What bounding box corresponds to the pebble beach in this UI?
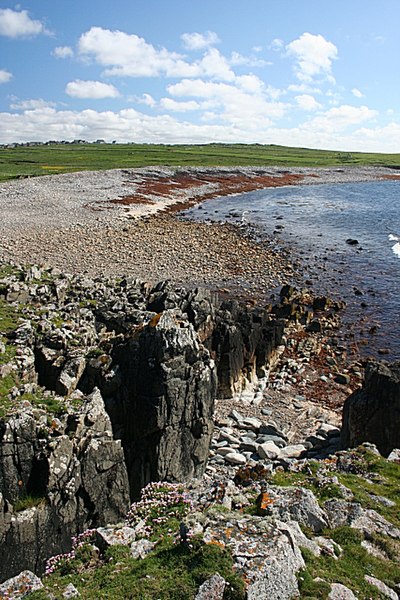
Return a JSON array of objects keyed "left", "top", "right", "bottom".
[{"left": 0, "top": 165, "right": 397, "bottom": 300}]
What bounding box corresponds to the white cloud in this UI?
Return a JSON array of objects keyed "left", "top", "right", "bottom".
[
  {"left": 198, "top": 48, "right": 235, "bottom": 81},
  {"left": 286, "top": 33, "right": 338, "bottom": 82},
  {"left": 53, "top": 46, "right": 74, "bottom": 59},
  {"left": 167, "top": 78, "right": 286, "bottom": 129},
  {"left": 304, "top": 104, "right": 377, "bottom": 132},
  {"left": 136, "top": 93, "right": 156, "bottom": 107},
  {"left": 78, "top": 27, "right": 192, "bottom": 78},
  {"left": 0, "top": 106, "right": 399, "bottom": 152},
  {"left": 352, "top": 87, "right": 364, "bottom": 98},
  {"left": 270, "top": 38, "right": 284, "bottom": 51},
  {"left": 0, "top": 69, "right": 12, "bottom": 83},
  {"left": 288, "top": 83, "right": 322, "bottom": 95},
  {"left": 181, "top": 31, "right": 220, "bottom": 50},
  {"left": 9, "top": 98, "right": 56, "bottom": 110},
  {"left": 295, "top": 94, "right": 322, "bottom": 111},
  {"left": 0, "top": 8, "right": 49, "bottom": 38},
  {"left": 229, "top": 51, "right": 270, "bottom": 67},
  {"left": 160, "top": 98, "right": 201, "bottom": 112},
  {"left": 65, "top": 80, "right": 120, "bottom": 99},
  {"left": 77, "top": 27, "right": 237, "bottom": 81}
]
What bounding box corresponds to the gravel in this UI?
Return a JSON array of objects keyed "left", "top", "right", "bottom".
[{"left": 0, "top": 165, "right": 395, "bottom": 295}]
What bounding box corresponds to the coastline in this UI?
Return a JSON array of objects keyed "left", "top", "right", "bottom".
[{"left": 0, "top": 165, "right": 398, "bottom": 294}]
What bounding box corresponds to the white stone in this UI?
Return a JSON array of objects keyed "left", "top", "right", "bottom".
[
  {"left": 257, "top": 441, "right": 281, "bottom": 460},
  {"left": 279, "top": 444, "right": 307, "bottom": 459},
  {"left": 224, "top": 452, "right": 247, "bottom": 465},
  {"left": 364, "top": 575, "right": 398, "bottom": 599},
  {"left": 328, "top": 583, "right": 357, "bottom": 599}
]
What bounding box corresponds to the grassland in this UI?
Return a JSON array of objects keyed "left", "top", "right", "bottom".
[{"left": 1, "top": 143, "right": 400, "bottom": 181}]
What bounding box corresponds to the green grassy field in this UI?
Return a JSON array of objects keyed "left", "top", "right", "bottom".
[{"left": 0, "top": 142, "right": 400, "bottom": 182}]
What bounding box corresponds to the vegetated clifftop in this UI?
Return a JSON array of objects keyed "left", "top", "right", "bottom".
[{"left": 1, "top": 263, "right": 399, "bottom": 599}]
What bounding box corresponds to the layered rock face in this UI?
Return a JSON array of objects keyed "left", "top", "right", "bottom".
[
  {"left": 341, "top": 361, "right": 400, "bottom": 455},
  {"left": 0, "top": 267, "right": 284, "bottom": 579},
  {"left": 0, "top": 389, "right": 129, "bottom": 580}
]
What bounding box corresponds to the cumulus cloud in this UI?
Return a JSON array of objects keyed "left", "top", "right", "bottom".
[
  {"left": 181, "top": 31, "right": 220, "bottom": 50},
  {"left": 159, "top": 98, "right": 202, "bottom": 112},
  {"left": 0, "top": 105, "right": 398, "bottom": 152},
  {"left": 352, "top": 87, "right": 364, "bottom": 98},
  {"left": 295, "top": 94, "right": 322, "bottom": 111},
  {"left": 53, "top": 46, "right": 74, "bottom": 59},
  {"left": 0, "top": 8, "right": 50, "bottom": 38},
  {"left": 304, "top": 104, "right": 377, "bottom": 132},
  {"left": 286, "top": 33, "right": 338, "bottom": 82},
  {"left": 167, "top": 78, "right": 286, "bottom": 129},
  {"left": 65, "top": 80, "right": 120, "bottom": 99},
  {"left": 78, "top": 27, "right": 191, "bottom": 78},
  {"left": 0, "top": 69, "right": 12, "bottom": 83},
  {"left": 77, "top": 27, "right": 236, "bottom": 81}
]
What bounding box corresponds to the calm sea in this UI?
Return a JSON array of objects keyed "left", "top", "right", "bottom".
[{"left": 183, "top": 180, "right": 400, "bottom": 360}]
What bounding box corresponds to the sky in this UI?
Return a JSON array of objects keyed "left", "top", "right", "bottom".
[{"left": 0, "top": 0, "right": 399, "bottom": 151}]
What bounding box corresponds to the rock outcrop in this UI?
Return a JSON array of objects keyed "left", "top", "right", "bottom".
[
  {"left": 0, "top": 265, "right": 285, "bottom": 580},
  {"left": 341, "top": 361, "right": 400, "bottom": 455},
  {"left": 0, "top": 388, "right": 129, "bottom": 581}
]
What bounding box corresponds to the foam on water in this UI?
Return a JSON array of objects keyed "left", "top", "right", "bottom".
[{"left": 388, "top": 234, "right": 400, "bottom": 257}]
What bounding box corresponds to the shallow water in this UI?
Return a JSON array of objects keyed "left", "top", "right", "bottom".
[{"left": 183, "top": 180, "right": 400, "bottom": 360}]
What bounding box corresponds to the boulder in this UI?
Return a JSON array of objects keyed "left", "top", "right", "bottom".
[
  {"left": 0, "top": 570, "right": 43, "bottom": 598},
  {"left": 341, "top": 361, "right": 400, "bottom": 455}
]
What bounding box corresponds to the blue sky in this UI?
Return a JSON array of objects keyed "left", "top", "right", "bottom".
[{"left": 0, "top": 0, "right": 399, "bottom": 151}]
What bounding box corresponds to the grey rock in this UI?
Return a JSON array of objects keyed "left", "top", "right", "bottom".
[
  {"left": 324, "top": 499, "right": 400, "bottom": 538},
  {"left": 328, "top": 583, "right": 357, "bottom": 599},
  {"left": 269, "top": 487, "right": 328, "bottom": 533},
  {"left": 63, "top": 583, "right": 81, "bottom": 598},
  {"left": 257, "top": 441, "right": 280, "bottom": 460},
  {"left": 56, "top": 356, "right": 86, "bottom": 396},
  {"left": 0, "top": 570, "right": 43, "bottom": 598},
  {"left": 195, "top": 573, "right": 226, "bottom": 600},
  {"left": 341, "top": 361, "right": 400, "bottom": 455},
  {"left": 224, "top": 452, "right": 247, "bottom": 465},
  {"left": 95, "top": 526, "right": 136, "bottom": 552},
  {"left": 278, "top": 444, "right": 307, "bottom": 459},
  {"left": 387, "top": 448, "right": 400, "bottom": 463},
  {"left": 364, "top": 575, "right": 398, "bottom": 599},
  {"left": 130, "top": 538, "right": 156, "bottom": 559}
]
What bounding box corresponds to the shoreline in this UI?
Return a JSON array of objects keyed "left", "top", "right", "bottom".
[
  {"left": 0, "top": 164, "right": 398, "bottom": 358},
  {"left": 0, "top": 165, "right": 398, "bottom": 284}
]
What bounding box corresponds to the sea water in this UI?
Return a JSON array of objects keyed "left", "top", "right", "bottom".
[{"left": 183, "top": 180, "right": 400, "bottom": 360}]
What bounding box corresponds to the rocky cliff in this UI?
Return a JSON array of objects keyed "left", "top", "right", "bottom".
[{"left": 0, "top": 264, "right": 284, "bottom": 580}]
